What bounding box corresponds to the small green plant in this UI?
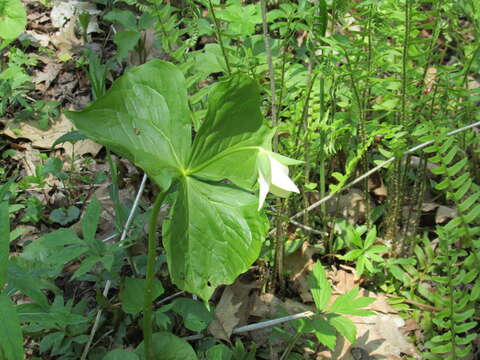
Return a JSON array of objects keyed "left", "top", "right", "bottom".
[
  {"left": 338, "top": 225, "right": 388, "bottom": 277},
  {"left": 285, "top": 261, "right": 375, "bottom": 355}
]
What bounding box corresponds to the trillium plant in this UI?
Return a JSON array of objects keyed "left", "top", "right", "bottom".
[{"left": 66, "top": 60, "right": 300, "bottom": 358}]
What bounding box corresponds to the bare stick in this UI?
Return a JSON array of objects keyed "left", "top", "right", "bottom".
[
  {"left": 270, "top": 120, "right": 480, "bottom": 236},
  {"left": 81, "top": 173, "right": 148, "bottom": 360}
]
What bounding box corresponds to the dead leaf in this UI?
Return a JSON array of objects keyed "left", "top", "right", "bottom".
[
  {"left": 51, "top": 18, "right": 81, "bottom": 59},
  {"left": 0, "top": 115, "right": 102, "bottom": 156},
  {"left": 318, "top": 314, "right": 419, "bottom": 359},
  {"left": 326, "top": 188, "right": 370, "bottom": 225},
  {"left": 11, "top": 143, "right": 41, "bottom": 177},
  {"left": 330, "top": 266, "right": 360, "bottom": 294},
  {"left": 284, "top": 242, "right": 321, "bottom": 302},
  {"left": 33, "top": 61, "right": 62, "bottom": 89},
  {"left": 435, "top": 205, "right": 457, "bottom": 224},
  {"left": 19, "top": 30, "right": 50, "bottom": 47},
  {"left": 208, "top": 276, "right": 260, "bottom": 341}
]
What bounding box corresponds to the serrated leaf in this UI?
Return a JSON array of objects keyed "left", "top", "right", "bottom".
[
  {"left": 0, "top": 294, "right": 24, "bottom": 360},
  {"left": 341, "top": 249, "right": 363, "bottom": 261},
  {"left": 163, "top": 177, "right": 268, "bottom": 301},
  {"left": 311, "top": 318, "right": 336, "bottom": 350},
  {"left": 7, "top": 261, "right": 49, "bottom": 309},
  {"left": 364, "top": 227, "right": 377, "bottom": 248},
  {"left": 308, "top": 261, "right": 331, "bottom": 311},
  {"left": 356, "top": 256, "right": 365, "bottom": 276},
  {"left": 326, "top": 313, "right": 356, "bottom": 343},
  {"left": 328, "top": 287, "right": 375, "bottom": 316}
]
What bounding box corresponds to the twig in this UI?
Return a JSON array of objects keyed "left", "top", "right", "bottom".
[
  {"left": 157, "top": 290, "right": 185, "bottom": 306},
  {"left": 232, "top": 311, "right": 315, "bottom": 334},
  {"left": 81, "top": 173, "right": 148, "bottom": 360},
  {"left": 270, "top": 120, "right": 480, "bottom": 236},
  {"left": 182, "top": 311, "right": 315, "bottom": 342}
]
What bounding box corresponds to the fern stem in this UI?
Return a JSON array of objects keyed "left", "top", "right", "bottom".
[
  {"left": 269, "top": 121, "right": 480, "bottom": 235},
  {"left": 144, "top": 188, "right": 169, "bottom": 360}
]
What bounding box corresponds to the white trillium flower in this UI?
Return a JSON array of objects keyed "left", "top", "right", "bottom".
[{"left": 257, "top": 150, "right": 300, "bottom": 210}]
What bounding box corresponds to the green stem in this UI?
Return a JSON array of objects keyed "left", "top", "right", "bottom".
[
  {"left": 208, "top": 0, "right": 231, "bottom": 76},
  {"left": 144, "top": 188, "right": 169, "bottom": 360}
]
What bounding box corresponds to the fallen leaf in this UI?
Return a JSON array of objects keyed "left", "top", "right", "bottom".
[
  {"left": 0, "top": 115, "right": 102, "bottom": 156},
  {"left": 284, "top": 241, "right": 320, "bottom": 302},
  {"left": 318, "top": 314, "right": 419, "bottom": 359},
  {"left": 330, "top": 266, "right": 360, "bottom": 294},
  {"left": 208, "top": 276, "right": 260, "bottom": 341},
  {"left": 435, "top": 205, "right": 457, "bottom": 224},
  {"left": 19, "top": 30, "right": 50, "bottom": 47},
  {"left": 33, "top": 61, "right": 62, "bottom": 89},
  {"left": 51, "top": 18, "right": 81, "bottom": 59},
  {"left": 326, "top": 188, "right": 370, "bottom": 225}
]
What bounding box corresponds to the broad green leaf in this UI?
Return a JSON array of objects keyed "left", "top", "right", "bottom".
[
  {"left": 0, "top": 0, "right": 27, "bottom": 48},
  {"left": 311, "top": 318, "right": 337, "bottom": 350},
  {"left": 104, "top": 9, "right": 137, "bottom": 29},
  {"left": 114, "top": 30, "right": 141, "bottom": 61},
  {"left": 187, "top": 75, "right": 273, "bottom": 189},
  {"left": 163, "top": 176, "right": 268, "bottom": 300},
  {"left": 103, "top": 349, "right": 140, "bottom": 360},
  {"left": 66, "top": 60, "right": 191, "bottom": 189},
  {"left": 0, "top": 202, "right": 9, "bottom": 290},
  {"left": 326, "top": 313, "right": 356, "bottom": 343},
  {"left": 49, "top": 206, "right": 80, "bottom": 225},
  {"left": 0, "top": 294, "right": 24, "bottom": 360},
  {"left": 165, "top": 298, "right": 213, "bottom": 332},
  {"left": 120, "top": 277, "right": 164, "bottom": 315},
  {"left": 135, "top": 332, "right": 197, "bottom": 360},
  {"left": 308, "top": 261, "right": 331, "bottom": 311},
  {"left": 206, "top": 344, "right": 233, "bottom": 360}
]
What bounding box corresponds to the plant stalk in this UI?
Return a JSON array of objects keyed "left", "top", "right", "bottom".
[
  {"left": 144, "top": 188, "right": 169, "bottom": 360},
  {"left": 208, "top": 0, "right": 231, "bottom": 76}
]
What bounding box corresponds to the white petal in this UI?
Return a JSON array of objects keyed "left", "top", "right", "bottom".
[
  {"left": 270, "top": 157, "right": 300, "bottom": 193},
  {"left": 257, "top": 170, "right": 270, "bottom": 211}
]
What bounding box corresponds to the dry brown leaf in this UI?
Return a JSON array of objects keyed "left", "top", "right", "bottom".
[
  {"left": 435, "top": 205, "right": 457, "bottom": 224},
  {"left": 0, "top": 114, "right": 102, "bottom": 156},
  {"left": 284, "top": 242, "right": 322, "bottom": 302},
  {"left": 326, "top": 188, "right": 369, "bottom": 225},
  {"left": 208, "top": 277, "right": 259, "bottom": 341},
  {"left": 11, "top": 143, "right": 41, "bottom": 177},
  {"left": 330, "top": 266, "right": 360, "bottom": 294},
  {"left": 51, "top": 18, "right": 81, "bottom": 59},
  {"left": 33, "top": 61, "right": 62, "bottom": 89},
  {"left": 360, "top": 291, "right": 397, "bottom": 314},
  {"left": 318, "top": 314, "right": 419, "bottom": 359}
]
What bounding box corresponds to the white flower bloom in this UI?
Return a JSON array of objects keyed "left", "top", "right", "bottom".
[{"left": 257, "top": 151, "right": 300, "bottom": 210}]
